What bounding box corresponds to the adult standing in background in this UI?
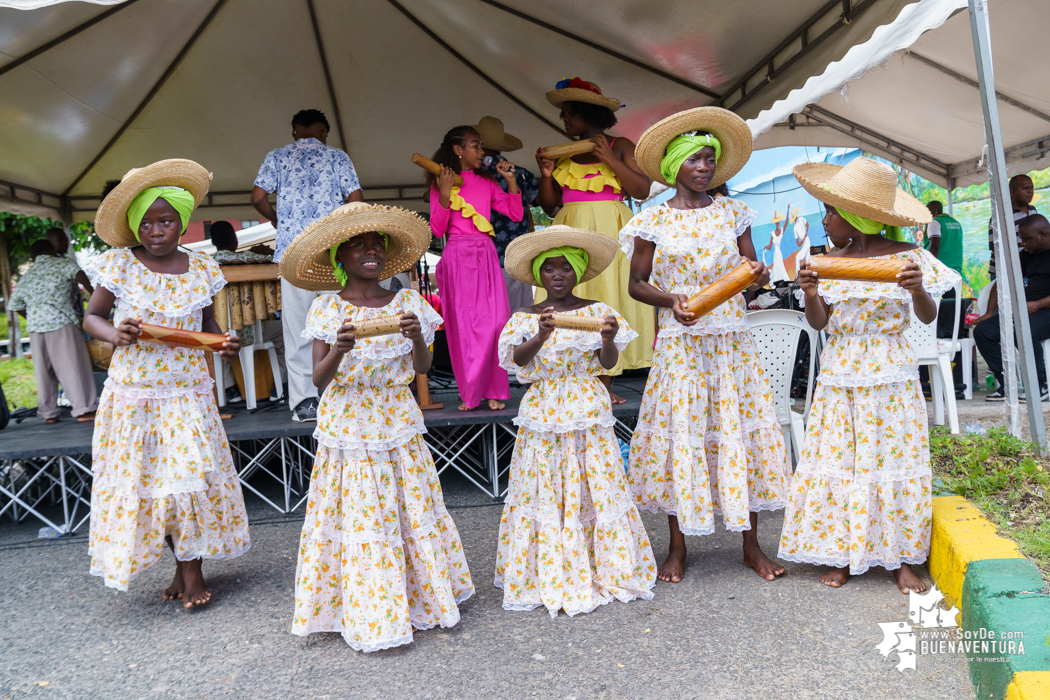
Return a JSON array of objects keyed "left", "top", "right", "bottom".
[
  {"left": 924, "top": 200, "right": 963, "bottom": 276},
  {"left": 45, "top": 227, "right": 94, "bottom": 317},
  {"left": 251, "top": 109, "right": 364, "bottom": 422},
  {"left": 476, "top": 116, "right": 540, "bottom": 311},
  {"left": 981, "top": 174, "right": 1038, "bottom": 325}
]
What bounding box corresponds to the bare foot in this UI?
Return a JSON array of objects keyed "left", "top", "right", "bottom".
[
  {"left": 894, "top": 564, "right": 927, "bottom": 594},
  {"left": 458, "top": 402, "right": 475, "bottom": 411},
  {"left": 180, "top": 559, "right": 211, "bottom": 609},
  {"left": 486, "top": 399, "right": 505, "bottom": 410},
  {"left": 162, "top": 560, "right": 185, "bottom": 601},
  {"left": 820, "top": 566, "right": 850, "bottom": 588},
  {"left": 742, "top": 536, "right": 784, "bottom": 581},
  {"left": 657, "top": 543, "right": 687, "bottom": 583},
  {"left": 599, "top": 376, "right": 626, "bottom": 405}
]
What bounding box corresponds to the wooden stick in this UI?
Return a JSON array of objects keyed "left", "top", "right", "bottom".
[
  {"left": 683, "top": 262, "right": 759, "bottom": 318},
  {"left": 253, "top": 280, "right": 268, "bottom": 321},
  {"left": 228, "top": 282, "right": 243, "bottom": 330},
  {"left": 350, "top": 314, "right": 404, "bottom": 339},
  {"left": 416, "top": 373, "right": 443, "bottom": 410},
  {"left": 240, "top": 281, "right": 256, "bottom": 327},
  {"left": 540, "top": 140, "right": 595, "bottom": 160},
  {"left": 138, "top": 324, "right": 228, "bottom": 352},
  {"left": 411, "top": 153, "right": 464, "bottom": 186},
  {"left": 807, "top": 256, "right": 906, "bottom": 283},
  {"left": 213, "top": 285, "right": 228, "bottom": 333},
  {"left": 264, "top": 281, "right": 279, "bottom": 316},
  {"left": 551, "top": 314, "right": 605, "bottom": 332}
]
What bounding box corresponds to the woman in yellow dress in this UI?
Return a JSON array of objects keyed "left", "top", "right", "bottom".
[{"left": 535, "top": 78, "right": 654, "bottom": 403}]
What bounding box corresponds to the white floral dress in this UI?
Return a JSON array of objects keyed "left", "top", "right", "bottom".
[
  {"left": 294, "top": 289, "right": 473, "bottom": 652},
  {"left": 779, "top": 249, "right": 959, "bottom": 574},
  {"left": 85, "top": 248, "right": 250, "bottom": 591},
  {"left": 620, "top": 200, "right": 791, "bottom": 536},
  {"left": 495, "top": 303, "right": 655, "bottom": 617}
]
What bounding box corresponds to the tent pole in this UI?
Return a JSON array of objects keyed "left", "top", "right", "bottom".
[
  {"left": 946, "top": 181, "right": 954, "bottom": 216},
  {"left": 968, "top": 0, "right": 1046, "bottom": 450}
]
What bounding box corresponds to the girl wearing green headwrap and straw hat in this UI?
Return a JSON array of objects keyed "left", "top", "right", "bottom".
[
  {"left": 622, "top": 107, "right": 792, "bottom": 585},
  {"left": 779, "top": 156, "right": 959, "bottom": 594},
  {"left": 82, "top": 159, "right": 252, "bottom": 608},
  {"left": 495, "top": 225, "right": 655, "bottom": 616}
]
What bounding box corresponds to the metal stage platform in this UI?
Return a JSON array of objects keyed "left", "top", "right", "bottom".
[{"left": 0, "top": 377, "right": 645, "bottom": 535}]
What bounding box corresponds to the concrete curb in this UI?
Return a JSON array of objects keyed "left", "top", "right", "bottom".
[{"left": 929, "top": 496, "right": 1050, "bottom": 700}]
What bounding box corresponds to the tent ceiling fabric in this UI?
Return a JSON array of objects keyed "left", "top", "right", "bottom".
[
  {"left": 750, "top": 0, "right": 1049, "bottom": 189},
  {"left": 0, "top": 0, "right": 934, "bottom": 221}
]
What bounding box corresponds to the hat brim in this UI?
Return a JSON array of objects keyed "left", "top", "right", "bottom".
[
  {"left": 504, "top": 226, "right": 618, "bottom": 287},
  {"left": 793, "top": 162, "right": 932, "bottom": 227},
  {"left": 634, "top": 107, "right": 753, "bottom": 189},
  {"left": 479, "top": 131, "right": 524, "bottom": 152},
  {"left": 94, "top": 159, "right": 212, "bottom": 248},
  {"left": 546, "top": 88, "right": 622, "bottom": 113},
  {"left": 279, "top": 203, "right": 431, "bottom": 291}
]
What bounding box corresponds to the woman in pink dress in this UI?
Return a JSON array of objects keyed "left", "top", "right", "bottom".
[{"left": 429, "top": 125, "right": 524, "bottom": 410}]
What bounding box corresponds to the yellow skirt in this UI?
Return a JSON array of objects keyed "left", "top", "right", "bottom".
[{"left": 537, "top": 200, "right": 655, "bottom": 373}]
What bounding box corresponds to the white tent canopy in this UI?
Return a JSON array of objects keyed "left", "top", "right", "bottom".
[
  {"left": 749, "top": 0, "right": 1048, "bottom": 189},
  {"left": 1, "top": 0, "right": 938, "bottom": 221}
]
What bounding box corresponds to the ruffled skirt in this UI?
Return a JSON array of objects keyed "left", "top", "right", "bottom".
[
  {"left": 292, "top": 436, "right": 474, "bottom": 652},
  {"left": 778, "top": 379, "right": 933, "bottom": 575},
  {"left": 495, "top": 424, "right": 655, "bottom": 617},
  {"left": 88, "top": 386, "right": 251, "bottom": 591},
  {"left": 627, "top": 332, "right": 790, "bottom": 535}
]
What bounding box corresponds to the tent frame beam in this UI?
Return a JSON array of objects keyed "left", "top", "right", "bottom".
[
  {"left": 305, "top": 0, "right": 348, "bottom": 149},
  {"left": 950, "top": 132, "right": 1050, "bottom": 181},
  {"left": 385, "top": 0, "right": 565, "bottom": 137},
  {"left": 61, "top": 0, "right": 229, "bottom": 198},
  {"left": 0, "top": 179, "right": 65, "bottom": 211}
]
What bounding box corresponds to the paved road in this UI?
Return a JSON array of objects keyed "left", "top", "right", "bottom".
[{"left": 1, "top": 477, "right": 972, "bottom": 700}]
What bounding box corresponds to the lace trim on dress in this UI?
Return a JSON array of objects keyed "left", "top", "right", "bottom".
[
  {"left": 301, "top": 289, "right": 441, "bottom": 354},
  {"left": 634, "top": 501, "right": 786, "bottom": 532},
  {"left": 619, "top": 200, "right": 757, "bottom": 258},
  {"left": 631, "top": 414, "right": 781, "bottom": 446},
  {"left": 502, "top": 493, "right": 639, "bottom": 528},
  {"left": 794, "top": 251, "right": 961, "bottom": 305},
  {"left": 817, "top": 367, "right": 919, "bottom": 387},
  {"left": 102, "top": 376, "right": 214, "bottom": 400},
  {"left": 792, "top": 464, "right": 932, "bottom": 485},
  {"left": 497, "top": 314, "right": 637, "bottom": 371},
  {"left": 84, "top": 251, "right": 225, "bottom": 320},
  {"left": 312, "top": 424, "right": 426, "bottom": 455},
  {"left": 776, "top": 551, "right": 929, "bottom": 576},
  {"left": 343, "top": 632, "right": 415, "bottom": 654},
  {"left": 658, "top": 319, "right": 752, "bottom": 338},
  {"left": 511, "top": 412, "right": 615, "bottom": 435}
]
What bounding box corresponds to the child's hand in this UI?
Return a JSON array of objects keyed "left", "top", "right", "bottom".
[
  {"left": 534, "top": 148, "right": 556, "bottom": 178},
  {"left": 747, "top": 259, "right": 770, "bottom": 290},
  {"left": 219, "top": 333, "right": 240, "bottom": 359},
  {"left": 671, "top": 294, "right": 697, "bottom": 326},
  {"left": 591, "top": 135, "right": 615, "bottom": 167},
  {"left": 111, "top": 317, "right": 141, "bottom": 347},
  {"left": 797, "top": 260, "right": 820, "bottom": 297},
  {"left": 334, "top": 321, "right": 356, "bottom": 355},
  {"left": 399, "top": 312, "right": 423, "bottom": 341},
  {"left": 600, "top": 315, "right": 619, "bottom": 344},
  {"left": 897, "top": 262, "right": 924, "bottom": 293},
  {"left": 537, "top": 307, "right": 556, "bottom": 340},
  {"left": 437, "top": 166, "right": 456, "bottom": 200},
  {"left": 495, "top": 158, "right": 516, "bottom": 181}
]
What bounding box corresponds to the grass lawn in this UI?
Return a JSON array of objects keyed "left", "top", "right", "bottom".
[
  {"left": 0, "top": 357, "right": 36, "bottom": 410},
  {"left": 930, "top": 427, "right": 1050, "bottom": 578},
  {"left": 0, "top": 313, "right": 28, "bottom": 338}
]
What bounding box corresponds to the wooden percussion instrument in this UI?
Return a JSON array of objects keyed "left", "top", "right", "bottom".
[
  {"left": 349, "top": 314, "right": 404, "bottom": 339},
  {"left": 551, "top": 314, "right": 606, "bottom": 332},
  {"left": 138, "top": 324, "right": 229, "bottom": 352},
  {"left": 214, "top": 264, "right": 282, "bottom": 334},
  {"left": 806, "top": 256, "right": 906, "bottom": 283},
  {"left": 539, "top": 140, "right": 595, "bottom": 160},
  {"left": 684, "top": 262, "right": 759, "bottom": 318},
  {"left": 411, "top": 153, "right": 464, "bottom": 187}
]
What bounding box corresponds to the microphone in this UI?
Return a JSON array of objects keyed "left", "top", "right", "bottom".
[{"left": 483, "top": 155, "right": 515, "bottom": 174}]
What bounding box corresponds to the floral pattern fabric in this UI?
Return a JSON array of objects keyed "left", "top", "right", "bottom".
[
  {"left": 7, "top": 254, "right": 82, "bottom": 333},
  {"left": 494, "top": 304, "right": 656, "bottom": 616},
  {"left": 85, "top": 248, "right": 249, "bottom": 591},
  {"left": 779, "top": 249, "right": 960, "bottom": 574},
  {"left": 621, "top": 201, "right": 790, "bottom": 535},
  {"left": 294, "top": 289, "right": 474, "bottom": 651}
]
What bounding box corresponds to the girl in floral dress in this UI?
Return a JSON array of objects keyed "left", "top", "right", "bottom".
[
  {"left": 84, "top": 160, "right": 249, "bottom": 607},
  {"left": 280, "top": 202, "right": 473, "bottom": 651},
  {"left": 495, "top": 226, "right": 655, "bottom": 616},
  {"left": 624, "top": 108, "right": 790, "bottom": 584},
  {"left": 780, "top": 157, "right": 957, "bottom": 593}
]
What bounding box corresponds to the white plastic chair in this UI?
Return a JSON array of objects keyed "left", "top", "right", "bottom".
[
  {"left": 960, "top": 281, "right": 994, "bottom": 399},
  {"left": 903, "top": 294, "right": 960, "bottom": 434},
  {"left": 747, "top": 310, "right": 818, "bottom": 465},
  {"left": 215, "top": 319, "right": 284, "bottom": 411}
]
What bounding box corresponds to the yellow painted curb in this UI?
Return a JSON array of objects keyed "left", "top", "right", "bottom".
[
  {"left": 1004, "top": 671, "right": 1050, "bottom": 700},
  {"left": 929, "top": 496, "right": 1023, "bottom": 608}
]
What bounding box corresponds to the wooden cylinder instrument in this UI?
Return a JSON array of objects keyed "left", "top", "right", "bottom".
[
  {"left": 213, "top": 283, "right": 229, "bottom": 333},
  {"left": 551, "top": 314, "right": 606, "bottom": 332},
  {"left": 411, "top": 153, "right": 464, "bottom": 187},
  {"left": 138, "top": 324, "right": 229, "bottom": 352},
  {"left": 216, "top": 265, "right": 282, "bottom": 333},
  {"left": 684, "top": 262, "right": 759, "bottom": 318},
  {"left": 350, "top": 314, "right": 404, "bottom": 339},
  {"left": 539, "top": 140, "right": 595, "bottom": 160},
  {"left": 806, "top": 256, "right": 906, "bottom": 283}
]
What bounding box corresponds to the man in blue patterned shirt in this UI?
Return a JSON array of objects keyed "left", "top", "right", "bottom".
[{"left": 252, "top": 109, "right": 363, "bottom": 421}]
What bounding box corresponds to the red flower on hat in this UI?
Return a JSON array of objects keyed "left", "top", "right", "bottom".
[{"left": 554, "top": 77, "right": 602, "bottom": 95}]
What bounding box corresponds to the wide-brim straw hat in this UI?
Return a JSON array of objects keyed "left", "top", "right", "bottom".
[
  {"left": 545, "top": 78, "right": 622, "bottom": 113},
  {"left": 279, "top": 202, "right": 431, "bottom": 290},
  {"left": 635, "top": 107, "right": 753, "bottom": 189},
  {"left": 771, "top": 210, "right": 785, "bottom": 223},
  {"left": 94, "top": 159, "right": 211, "bottom": 248},
  {"left": 793, "top": 157, "right": 932, "bottom": 227},
  {"left": 504, "top": 225, "right": 618, "bottom": 287},
  {"left": 475, "top": 116, "right": 523, "bottom": 152}
]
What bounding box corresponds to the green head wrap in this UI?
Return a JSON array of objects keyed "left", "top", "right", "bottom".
[
  {"left": 660, "top": 132, "right": 722, "bottom": 186},
  {"left": 127, "top": 187, "right": 195, "bottom": 242},
  {"left": 330, "top": 233, "right": 389, "bottom": 287},
  {"left": 533, "top": 246, "right": 588, "bottom": 286},
  {"left": 829, "top": 202, "right": 904, "bottom": 242}
]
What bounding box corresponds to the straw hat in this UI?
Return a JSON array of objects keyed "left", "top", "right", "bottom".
[
  {"left": 793, "top": 158, "right": 932, "bottom": 227},
  {"left": 545, "top": 78, "right": 622, "bottom": 113},
  {"left": 474, "top": 116, "right": 523, "bottom": 152},
  {"left": 504, "top": 225, "right": 618, "bottom": 287},
  {"left": 771, "top": 210, "right": 785, "bottom": 224},
  {"left": 279, "top": 202, "right": 431, "bottom": 290},
  {"left": 634, "top": 107, "right": 753, "bottom": 189},
  {"left": 94, "top": 159, "right": 211, "bottom": 248}
]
